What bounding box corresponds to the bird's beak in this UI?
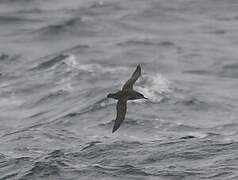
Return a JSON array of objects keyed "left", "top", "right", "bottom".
[{"left": 144, "top": 97, "right": 148, "bottom": 100}]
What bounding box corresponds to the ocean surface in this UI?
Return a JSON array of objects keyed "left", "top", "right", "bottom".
[{"left": 0, "top": 0, "right": 238, "bottom": 179}]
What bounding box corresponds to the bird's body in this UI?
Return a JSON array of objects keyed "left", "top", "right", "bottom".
[
  {"left": 107, "top": 90, "right": 146, "bottom": 100},
  {"left": 107, "top": 65, "right": 147, "bottom": 133}
]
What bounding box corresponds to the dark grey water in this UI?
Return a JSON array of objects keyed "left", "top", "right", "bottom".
[{"left": 1, "top": 0, "right": 238, "bottom": 179}]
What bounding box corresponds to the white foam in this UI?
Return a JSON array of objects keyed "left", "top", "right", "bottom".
[
  {"left": 0, "top": 92, "right": 23, "bottom": 109},
  {"left": 57, "top": 77, "right": 73, "bottom": 91},
  {"left": 100, "top": 99, "right": 115, "bottom": 107},
  {"left": 63, "top": 54, "right": 78, "bottom": 68},
  {"left": 64, "top": 55, "right": 102, "bottom": 72},
  {"left": 135, "top": 73, "right": 170, "bottom": 102},
  {"left": 63, "top": 56, "right": 170, "bottom": 103},
  {"left": 0, "top": 82, "right": 9, "bottom": 88},
  {"left": 64, "top": 54, "right": 128, "bottom": 73}
]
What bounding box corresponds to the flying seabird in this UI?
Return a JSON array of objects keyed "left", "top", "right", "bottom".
[{"left": 107, "top": 65, "right": 147, "bottom": 133}]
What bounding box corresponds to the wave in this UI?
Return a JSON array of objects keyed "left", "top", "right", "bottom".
[
  {"left": 0, "top": 172, "right": 18, "bottom": 180},
  {"left": 64, "top": 55, "right": 170, "bottom": 102},
  {"left": 31, "top": 53, "right": 170, "bottom": 105},
  {"left": 180, "top": 132, "right": 208, "bottom": 139},
  {"left": 34, "top": 89, "right": 69, "bottom": 106},
  {"left": 62, "top": 97, "right": 111, "bottom": 120},
  {"left": 0, "top": 53, "right": 20, "bottom": 64},
  {"left": 2, "top": 150, "right": 66, "bottom": 179},
  {"left": 136, "top": 73, "right": 170, "bottom": 102},
  {"left": 92, "top": 164, "right": 150, "bottom": 176},
  {"left": 0, "top": 0, "right": 36, "bottom": 4},
  {"left": 174, "top": 96, "right": 212, "bottom": 111},
  {"left": 63, "top": 55, "right": 128, "bottom": 74},
  {"left": 0, "top": 53, "right": 9, "bottom": 61},
  {"left": 69, "top": 1, "right": 122, "bottom": 18},
  {"left": 117, "top": 39, "right": 175, "bottom": 48},
  {"left": 0, "top": 15, "right": 35, "bottom": 24},
  {"left": 183, "top": 69, "right": 211, "bottom": 76},
  {"left": 184, "top": 61, "right": 238, "bottom": 78},
  {"left": 220, "top": 62, "right": 238, "bottom": 78},
  {"left": 0, "top": 156, "right": 31, "bottom": 179},
  {"left": 33, "top": 17, "right": 95, "bottom": 37},
  {"left": 0, "top": 92, "right": 23, "bottom": 109},
  {"left": 30, "top": 54, "right": 69, "bottom": 71},
  {"left": 16, "top": 8, "right": 43, "bottom": 14},
  {"left": 20, "top": 161, "right": 61, "bottom": 179}
]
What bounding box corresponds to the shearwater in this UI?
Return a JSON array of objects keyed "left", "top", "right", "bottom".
[{"left": 107, "top": 65, "right": 148, "bottom": 133}]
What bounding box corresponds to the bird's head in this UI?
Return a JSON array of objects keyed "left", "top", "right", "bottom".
[
  {"left": 141, "top": 94, "right": 148, "bottom": 99},
  {"left": 107, "top": 93, "right": 115, "bottom": 99},
  {"left": 143, "top": 95, "right": 148, "bottom": 99},
  {"left": 137, "top": 92, "right": 148, "bottom": 100}
]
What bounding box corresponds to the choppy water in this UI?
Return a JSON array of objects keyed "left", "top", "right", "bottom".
[{"left": 1, "top": 0, "right": 238, "bottom": 179}]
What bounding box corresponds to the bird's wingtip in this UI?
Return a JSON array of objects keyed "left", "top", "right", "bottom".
[
  {"left": 112, "top": 127, "right": 117, "bottom": 133},
  {"left": 112, "top": 124, "right": 120, "bottom": 133},
  {"left": 135, "top": 64, "right": 141, "bottom": 73}
]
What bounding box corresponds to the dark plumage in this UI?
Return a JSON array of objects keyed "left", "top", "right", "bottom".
[{"left": 107, "top": 65, "right": 147, "bottom": 133}]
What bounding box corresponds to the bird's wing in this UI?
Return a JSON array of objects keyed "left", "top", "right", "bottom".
[
  {"left": 112, "top": 98, "right": 127, "bottom": 133},
  {"left": 122, "top": 65, "right": 141, "bottom": 90}
]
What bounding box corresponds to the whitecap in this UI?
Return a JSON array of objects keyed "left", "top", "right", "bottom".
[
  {"left": 63, "top": 54, "right": 128, "bottom": 74},
  {"left": 63, "top": 54, "right": 78, "bottom": 68},
  {"left": 58, "top": 79, "right": 73, "bottom": 91},
  {"left": 55, "top": 75, "right": 73, "bottom": 92},
  {"left": 135, "top": 73, "right": 171, "bottom": 103},
  {"left": 62, "top": 58, "right": 170, "bottom": 103},
  {"left": 64, "top": 55, "right": 101, "bottom": 72}
]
